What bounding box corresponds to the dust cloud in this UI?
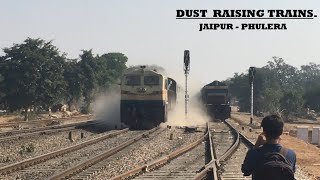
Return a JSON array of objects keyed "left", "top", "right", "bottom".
[
  {"left": 92, "top": 90, "right": 121, "bottom": 128},
  {"left": 166, "top": 80, "right": 211, "bottom": 127}
]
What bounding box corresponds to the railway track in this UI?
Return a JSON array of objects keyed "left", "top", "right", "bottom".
[
  {"left": 0, "top": 118, "right": 258, "bottom": 180},
  {"left": 108, "top": 122, "right": 245, "bottom": 180},
  {"left": 109, "top": 125, "right": 210, "bottom": 180},
  {"left": 194, "top": 120, "right": 254, "bottom": 180},
  {"left": 216, "top": 121, "right": 253, "bottom": 180},
  {"left": 0, "top": 128, "right": 130, "bottom": 179},
  {"left": 0, "top": 119, "right": 99, "bottom": 142},
  {"left": 0, "top": 115, "right": 93, "bottom": 129},
  {"left": 210, "top": 122, "right": 236, "bottom": 166},
  {"left": 133, "top": 140, "right": 208, "bottom": 179},
  {"left": 47, "top": 127, "right": 160, "bottom": 180},
  {"left": 1, "top": 125, "right": 206, "bottom": 180}
]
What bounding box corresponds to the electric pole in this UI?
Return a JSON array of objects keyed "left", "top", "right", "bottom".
[
  {"left": 184, "top": 50, "right": 190, "bottom": 121},
  {"left": 249, "top": 67, "right": 256, "bottom": 125}
]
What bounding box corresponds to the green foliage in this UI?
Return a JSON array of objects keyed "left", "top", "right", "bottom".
[
  {"left": 0, "top": 38, "right": 66, "bottom": 120},
  {"left": 64, "top": 59, "right": 84, "bottom": 111},
  {"left": 0, "top": 73, "right": 5, "bottom": 104},
  {"left": 99, "top": 53, "right": 127, "bottom": 80},
  {"left": 280, "top": 90, "right": 304, "bottom": 119},
  {"left": 265, "top": 57, "right": 300, "bottom": 90},
  {"left": 0, "top": 38, "right": 128, "bottom": 117},
  {"left": 79, "top": 50, "right": 98, "bottom": 113},
  {"left": 304, "top": 84, "right": 320, "bottom": 111},
  {"left": 78, "top": 51, "right": 127, "bottom": 113},
  {"left": 19, "top": 144, "right": 35, "bottom": 155},
  {"left": 227, "top": 57, "right": 320, "bottom": 118},
  {"left": 263, "top": 88, "right": 283, "bottom": 113},
  {"left": 226, "top": 73, "right": 250, "bottom": 112}
]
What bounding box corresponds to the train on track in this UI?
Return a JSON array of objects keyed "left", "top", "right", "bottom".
[
  {"left": 201, "top": 80, "right": 231, "bottom": 120},
  {"left": 120, "top": 66, "right": 177, "bottom": 129}
]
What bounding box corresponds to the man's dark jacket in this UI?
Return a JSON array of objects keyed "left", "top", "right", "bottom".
[{"left": 242, "top": 143, "right": 296, "bottom": 179}]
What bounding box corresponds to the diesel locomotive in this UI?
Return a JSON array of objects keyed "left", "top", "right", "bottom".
[
  {"left": 120, "top": 66, "right": 177, "bottom": 129},
  {"left": 201, "top": 80, "right": 231, "bottom": 120}
]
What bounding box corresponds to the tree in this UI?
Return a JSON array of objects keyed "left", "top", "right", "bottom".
[
  {"left": 95, "top": 53, "right": 127, "bottom": 90},
  {"left": 280, "top": 90, "right": 304, "bottom": 119},
  {"left": 0, "top": 38, "right": 66, "bottom": 120},
  {"left": 64, "top": 59, "right": 84, "bottom": 111},
  {"left": 227, "top": 57, "right": 320, "bottom": 118},
  {"left": 78, "top": 51, "right": 128, "bottom": 113},
  {"left": 79, "top": 50, "right": 98, "bottom": 113},
  {"left": 304, "top": 84, "right": 320, "bottom": 111},
  {"left": 265, "top": 57, "right": 300, "bottom": 90},
  {"left": 226, "top": 73, "right": 250, "bottom": 112},
  {"left": 100, "top": 53, "right": 127, "bottom": 78},
  {"left": 299, "top": 63, "right": 320, "bottom": 89}
]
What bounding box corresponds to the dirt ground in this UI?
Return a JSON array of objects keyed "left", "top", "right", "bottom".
[
  {"left": 0, "top": 111, "right": 82, "bottom": 123},
  {"left": 0, "top": 115, "right": 24, "bottom": 123},
  {"left": 232, "top": 112, "right": 320, "bottom": 179}
]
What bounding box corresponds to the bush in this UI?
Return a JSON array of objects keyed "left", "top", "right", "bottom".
[{"left": 19, "top": 144, "right": 35, "bottom": 155}]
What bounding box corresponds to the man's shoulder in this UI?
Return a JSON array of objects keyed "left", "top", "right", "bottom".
[
  {"left": 247, "top": 144, "right": 296, "bottom": 157},
  {"left": 282, "top": 147, "right": 296, "bottom": 160},
  {"left": 285, "top": 147, "right": 296, "bottom": 154},
  {"left": 280, "top": 146, "right": 296, "bottom": 155}
]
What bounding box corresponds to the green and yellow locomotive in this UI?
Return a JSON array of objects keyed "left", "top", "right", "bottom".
[{"left": 120, "top": 66, "right": 176, "bottom": 129}]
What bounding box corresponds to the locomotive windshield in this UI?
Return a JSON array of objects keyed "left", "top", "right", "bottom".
[
  {"left": 144, "top": 76, "right": 159, "bottom": 85},
  {"left": 125, "top": 75, "right": 141, "bottom": 86}
]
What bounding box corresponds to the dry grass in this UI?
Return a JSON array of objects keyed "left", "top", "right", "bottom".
[{"left": 0, "top": 115, "right": 24, "bottom": 123}]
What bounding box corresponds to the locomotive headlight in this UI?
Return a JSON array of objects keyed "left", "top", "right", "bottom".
[{"left": 137, "top": 87, "right": 147, "bottom": 93}]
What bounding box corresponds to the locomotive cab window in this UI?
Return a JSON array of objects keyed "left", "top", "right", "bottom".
[
  {"left": 126, "top": 75, "right": 140, "bottom": 86},
  {"left": 144, "top": 76, "right": 159, "bottom": 86}
]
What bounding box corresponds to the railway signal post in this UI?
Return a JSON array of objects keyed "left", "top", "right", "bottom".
[
  {"left": 249, "top": 67, "right": 256, "bottom": 125},
  {"left": 184, "top": 50, "right": 190, "bottom": 121}
]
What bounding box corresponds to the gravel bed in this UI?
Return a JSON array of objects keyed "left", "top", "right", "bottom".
[
  {"left": 134, "top": 141, "right": 207, "bottom": 179},
  {"left": 2, "top": 130, "right": 142, "bottom": 180},
  {"left": 0, "top": 125, "right": 118, "bottom": 168},
  {"left": 228, "top": 119, "right": 312, "bottom": 180},
  {"left": 73, "top": 127, "right": 205, "bottom": 179}
]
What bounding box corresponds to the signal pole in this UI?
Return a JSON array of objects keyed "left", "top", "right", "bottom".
[
  {"left": 249, "top": 67, "right": 256, "bottom": 125},
  {"left": 184, "top": 50, "right": 190, "bottom": 121}
]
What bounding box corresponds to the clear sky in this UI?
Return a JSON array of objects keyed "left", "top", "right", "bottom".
[{"left": 1, "top": 1, "right": 320, "bottom": 89}]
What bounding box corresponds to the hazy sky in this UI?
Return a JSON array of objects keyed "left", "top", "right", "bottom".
[{"left": 1, "top": 1, "right": 320, "bottom": 88}]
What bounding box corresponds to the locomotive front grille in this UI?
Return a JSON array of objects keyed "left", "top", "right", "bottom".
[{"left": 206, "top": 95, "right": 226, "bottom": 105}]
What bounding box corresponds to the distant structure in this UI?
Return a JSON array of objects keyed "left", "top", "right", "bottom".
[
  {"left": 249, "top": 66, "right": 256, "bottom": 124},
  {"left": 184, "top": 50, "right": 190, "bottom": 121}
]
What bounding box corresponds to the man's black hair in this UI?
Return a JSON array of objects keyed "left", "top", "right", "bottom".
[{"left": 261, "top": 114, "right": 284, "bottom": 139}]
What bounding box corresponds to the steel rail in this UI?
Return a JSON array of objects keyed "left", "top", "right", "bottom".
[
  {"left": 0, "top": 120, "right": 98, "bottom": 142},
  {"left": 194, "top": 125, "right": 218, "bottom": 180},
  {"left": 194, "top": 120, "right": 246, "bottom": 180},
  {"left": 0, "top": 128, "right": 128, "bottom": 175},
  {"left": 0, "top": 115, "right": 93, "bottom": 128},
  {"left": 195, "top": 119, "right": 256, "bottom": 180},
  {"left": 110, "top": 125, "right": 209, "bottom": 180},
  {"left": 48, "top": 127, "right": 160, "bottom": 180},
  {"left": 216, "top": 119, "right": 255, "bottom": 180},
  {"left": 226, "top": 119, "right": 255, "bottom": 148},
  {"left": 0, "top": 119, "right": 96, "bottom": 137},
  {"left": 217, "top": 121, "right": 241, "bottom": 164}
]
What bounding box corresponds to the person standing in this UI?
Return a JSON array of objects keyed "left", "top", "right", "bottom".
[{"left": 242, "top": 114, "right": 296, "bottom": 180}]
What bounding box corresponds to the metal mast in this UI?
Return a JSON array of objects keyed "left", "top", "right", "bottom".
[
  {"left": 184, "top": 50, "right": 190, "bottom": 121},
  {"left": 249, "top": 67, "right": 256, "bottom": 125}
]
